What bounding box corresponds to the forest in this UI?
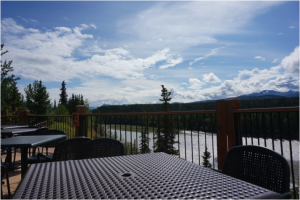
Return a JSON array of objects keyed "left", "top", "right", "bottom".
[{"left": 90, "top": 97, "right": 299, "bottom": 140}]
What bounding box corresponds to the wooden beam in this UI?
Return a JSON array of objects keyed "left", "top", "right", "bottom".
[{"left": 216, "top": 100, "right": 228, "bottom": 170}]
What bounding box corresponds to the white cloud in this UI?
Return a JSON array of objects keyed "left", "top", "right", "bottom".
[
  {"left": 189, "top": 47, "right": 222, "bottom": 65},
  {"left": 254, "top": 56, "right": 265, "bottom": 61},
  {"left": 278, "top": 33, "right": 283, "bottom": 35},
  {"left": 2, "top": 18, "right": 39, "bottom": 34},
  {"left": 289, "top": 26, "right": 296, "bottom": 29},
  {"left": 272, "top": 59, "right": 278, "bottom": 63},
  {"left": 30, "top": 19, "right": 38, "bottom": 23},
  {"left": 64, "top": 17, "right": 68, "bottom": 21},
  {"left": 118, "top": 1, "right": 282, "bottom": 56},
  {"left": 90, "top": 24, "right": 97, "bottom": 29},
  {"left": 1, "top": 18, "right": 185, "bottom": 81},
  {"left": 188, "top": 67, "right": 193, "bottom": 70},
  {"left": 188, "top": 78, "right": 206, "bottom": 90},
  {"left": 182, "top": 83, "right": 188, "bottom": 85},
  {"left": 18, "top": 16, "right": 28, "bottom": 23},
  {"left": 159, "top": 56, "right": 183, "bottom": 69},
  {"left": 202, "top": 73, "right": 221, "bottom": 83},
  {"left": 281, "top": 46, "right": 299, "bottom": 74}
]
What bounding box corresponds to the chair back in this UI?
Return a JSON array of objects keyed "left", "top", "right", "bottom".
[
  {"left": 21, "top": 127, "right": 48, "bottom": 136},
  {"left": 222, "top": 145, "right": 290, "bottom": 194},
  {"left": 80, "top": 138, "right": 125, "bottom": 159},
  {"left": 0, "top": 165, "right": 6, "bottom": 200},
  {"left": 52, "top": 137, "right": 92, "bottom": 161}
]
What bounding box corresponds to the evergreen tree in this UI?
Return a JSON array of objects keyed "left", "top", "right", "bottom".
[
  {"left": 154, "top": 85, "right": 179, "bottom": 155},
  {"left": 59, "top": 80, "right": 68, "bottom": 106},
  {"left": 202, "top": 146, "right": 212, "bottom": 168},
  {"left": 54, "top": 99, "right": 56, "bottom": 109},
  {"left": 24, "top": 80, "right": 51, "bottom": 114},
  {"left": 9, "top": 82, "right": 24, "bottom": 109},
  {"left": 139, "top": 114, "right": 152, "bottom": 154},
  {"left": 1, "top": 43, "right": 23, "bottom": 112}
]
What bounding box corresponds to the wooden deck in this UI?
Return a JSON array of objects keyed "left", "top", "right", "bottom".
[{"left": 1, "top": 148, "right": 55, "bottom": 199}]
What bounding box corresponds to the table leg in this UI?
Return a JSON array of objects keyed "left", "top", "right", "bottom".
[
  {"left": 20, "top": 147, "right": 28, "bottom": 179},
  {"left": 6, "top": 147, "right": 12, "bottom": 168}
]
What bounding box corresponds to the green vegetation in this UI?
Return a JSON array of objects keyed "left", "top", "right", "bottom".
[
  {"left": 202, "top": 146, "right": 212, "bottom": 168},
  {"left": 59, "top": 80, "right": 68, "bottom": 106},
  {"left": 290, "top": 180, "right": 299, "bottom": 199},
  {"left": 153, "top": 85, "right": 179, "bottom": 155},
  {"left": 1, "top": 43, "right": 25, "bottom": 115},
  {"left": 140, "top": 114, "right": 152, "bottom": 154},
  {"left": 24, "top": 80, "right": 52, "bottom": 114}
]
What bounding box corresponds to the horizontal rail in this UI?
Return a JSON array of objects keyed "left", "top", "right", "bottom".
[
  {"left": 1, "top": 115, "right": 18, "bottom": 117},
  {"left": 28, "top": 115, "right": 72, "bottom": 117},
  {"left": 233, "top": 106, "right": 299, "bottom": 113},
  {"left": 80, "top": 110, "right": 216, "bottom": 116}
]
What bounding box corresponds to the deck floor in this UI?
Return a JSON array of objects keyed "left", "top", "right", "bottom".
[{"left": 1, "top": 147, "right": 55, "bottom": 199}]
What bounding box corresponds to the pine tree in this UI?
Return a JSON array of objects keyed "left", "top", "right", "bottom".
[
  {"left": 139, "top": 114, "right": 152, "bottom": 154},
  {"left": 1, "top": 43, "right": 23, "bottom": 112},
  {"left": 59, "top": 81, "right": 68, "bottom": 106},
  {"left": 154, "top": 85, "right": 179, "bottom": 155},
  {"left": 202, "top": 146, "right": 212, "bottom": 168},
  {"left": 54, "top": 99, "right": 56, "bottom": 109},
  {"left": 24, "top": 80, "right": 51, "bottom": 114}
]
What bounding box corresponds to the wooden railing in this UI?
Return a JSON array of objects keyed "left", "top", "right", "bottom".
[{"left": 2, "top": 100, "right": 299, "bottom": 198}]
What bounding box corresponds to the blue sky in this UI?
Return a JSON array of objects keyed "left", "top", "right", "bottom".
[{"left": 1, "top": 1, "right": 299, "bottom": 107}]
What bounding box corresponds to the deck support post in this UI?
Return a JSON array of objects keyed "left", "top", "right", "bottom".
[
  {"left": 216, "top": 99, "right": 242, "bottom": 170},
  {"left": 19, "top": 110, "right": 30, "bottom": 125},
  {"left": 75, "top": 105, "right": 86, "bottom": 137}
]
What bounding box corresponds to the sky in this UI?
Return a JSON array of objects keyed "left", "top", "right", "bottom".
[{"left": 1, "top": 1, "right": 299, "bottom": 107}]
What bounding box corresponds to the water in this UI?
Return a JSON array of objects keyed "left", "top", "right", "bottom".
[{"left": 111, "top": 129, "right": 299, "bottom": 171}]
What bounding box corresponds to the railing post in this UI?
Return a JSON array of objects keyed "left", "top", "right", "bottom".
[
  {"left": 216, "top": 100, "right": 228, "bottom": 170},
  {"left": 75, "top": 105, "right": 86, "bottom": 137},
  {"left": 226, "top": 99, "right": 243, "bottom": 150},
  {"left": 19, "top": 110, "right": 30, "bottom": 124}
]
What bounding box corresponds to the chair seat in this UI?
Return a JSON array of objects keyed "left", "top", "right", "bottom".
[{"left": 27, "top": 155, "right": 53, "bottom": 163}]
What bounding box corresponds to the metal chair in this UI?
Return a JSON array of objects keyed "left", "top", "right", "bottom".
[
  {"left": 27, "top": 129, "right": 65, "bottom": 164},
  {"left": 0, "top": 165, "right": 6, "bottom": 200},
  {"left": 36, "top": 137, "right": 92, "bottom": 162},
  {"left": 221, "top": 145, "right": 291, "bottom": 198},
  {"left": 1, "top": 154, "right": 11, "bottom": 198},
  {"left": 80, "top": 138, "right": 125, "bottom": 159}
]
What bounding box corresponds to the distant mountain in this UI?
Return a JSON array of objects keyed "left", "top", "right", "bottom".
[
  {"left": 174, "top": 90, "right": 299, "bottom": 104},
  {"left": 239, "top": 90, "right": 299, "bottom": 97}
]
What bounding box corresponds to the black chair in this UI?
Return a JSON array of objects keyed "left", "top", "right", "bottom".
[
  {"left": 27, "top": 129, "right": 65, "bottom": 164},
  {"left": 1, "top": 152, "right": 11, "bottom": 198},
  {"left": 0, "top": 165, "right": 6, "bottom": 200},
  {"left": 80, "top": 138, "right": 125, "bottom": 159},
  {"left": 221, "top": 145, "right": 291, "bottom": 198},
  {"left": 37, "top": 137, "right": 92, "bottom": 163}
]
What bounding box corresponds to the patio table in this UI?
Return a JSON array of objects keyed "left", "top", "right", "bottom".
[
  {"left": 1, "top": 125, "right": 29, "bottom": 129},
  {"left": 1, "top": 128, "right": 40, "bottom": 170},
  {"left": 1, "top": 135, "right": 66, "bottom": 178},
  {"left": 13, "top": 152, "right": 283, "bottom": 199},
  {"left": 1, "top": 128, "right": 38, "bottom": 138}
]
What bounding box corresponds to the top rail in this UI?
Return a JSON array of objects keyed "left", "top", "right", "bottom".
[
  {"left": 79, "top": 110, "right": 217, "bottom": 116},
  {"left": 28, "top": 115, "right": 72, "bottom": 117},
  {"left": 232, "top": 106, "right": 299, "bottom": 113},
  {"left": 1, "top": 115, "right": 18, "bottom": 117}
]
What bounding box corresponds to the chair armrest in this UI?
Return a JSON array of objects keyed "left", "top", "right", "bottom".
[
  {"left": 37, "top": 153, "right": 52, "bottom": 163},
  {"left": 281, "top": 192, "right": 291, "bottom": 199}
]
